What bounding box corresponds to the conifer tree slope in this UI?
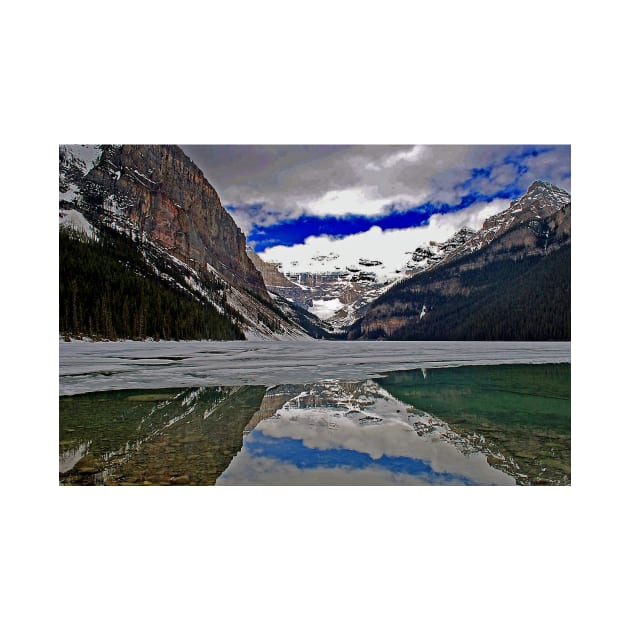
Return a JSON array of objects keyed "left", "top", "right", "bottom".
[
  {"left": 59, "top": 227, "right": 246, "bottom": 341},
  {"left": 350, "top": 182, "right": 571, "bottom": 341}
]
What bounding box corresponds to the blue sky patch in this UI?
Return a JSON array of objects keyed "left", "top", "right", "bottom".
[{"left": 245, "top": 430, "right": 478, "bottom": 485}]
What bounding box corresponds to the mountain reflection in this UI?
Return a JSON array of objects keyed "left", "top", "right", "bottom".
[
  {"left": 217, "top": 379, "right": 514, "bottom": 485},
  {"left": 59, "top": 385, "right": 267, "bottom": 485},
  {"left": 59, "top": 364, "right": 570, "bottom": 485},
  {"left": 377, "top": 364, "right": 571, "bottom": 484}
]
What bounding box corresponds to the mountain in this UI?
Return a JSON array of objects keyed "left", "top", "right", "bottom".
[
  {"left": 59, "top": 145, "right": 314, "bottom": 340},
  {"left": 246, "top": 247, "right": 306, "bottom": 302},
  {"left": 248, "top": 227, "right": 491, "bottom": 332},
  {"left": 246, "top": 252, "right": 393, "bottom": 331},
  {"left": 248, "top": 228, "right": 484, "bottom": 334},
  {"left": 349, "top": 181, "right": 571, "bottom": 340},
  {"left": 403, "top": 227, "right": 477, "bottom": 273}
]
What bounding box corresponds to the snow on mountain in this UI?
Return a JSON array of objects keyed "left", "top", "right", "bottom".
[
  {"left": 433, "top": 180, "right": 571, "bottom": 269},
  {"left": 66, "top": 145, "right": 103, "bottom": 172},
  {"left": 59, "top": 145, "right": 103, "bottom": 201},
  {"left": 59, "top": 144, "right": 316, "bottom": 340},
  {"left": 59, "top": 145, "right": 103, "bottom": 238},
  {"left": 351, "top": 180, "right": 572, "bottom": 340},
  {"left": 310, "top": 298, "right": 345, "bottom": 320},
  {"left": 253, "top": 199, "right": 506, "bottom": 327},
  {"left": 59, "top": 208, "right": 96, "bottom": 238}
]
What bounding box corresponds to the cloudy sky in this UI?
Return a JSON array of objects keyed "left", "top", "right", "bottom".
[{"left": 180, "top": 145, "right": 570, "bottom": 257}]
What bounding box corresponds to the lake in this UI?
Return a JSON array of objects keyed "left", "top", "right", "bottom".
[{"left": 59, "top": 340, "right": 570, "bottom": 485}]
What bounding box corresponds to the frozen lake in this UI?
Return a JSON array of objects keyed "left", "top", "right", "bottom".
[{"left": 59, "top": 339, "right": 570, "bottom": 395}]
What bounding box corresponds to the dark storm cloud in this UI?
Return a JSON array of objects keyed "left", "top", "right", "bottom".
[
  {"left": 179, "top": 144, "right": 570, "bottom": 244},
  {"left": 181, "top": 145, "right": 394, "bottom": 204},
  {"left": 180, "top": 144, "right": 431, "bottom": 210}
]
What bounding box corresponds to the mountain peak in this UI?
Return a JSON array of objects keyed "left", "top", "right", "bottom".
[
  {"left": 527, "top": 179, "right": 570, "bottom": 196},
  {"left": 422, "top": 180, "right": 570, "bottom": 271},
  {"left": 529, "top": 179, "right": 551, "bottom": 189}
]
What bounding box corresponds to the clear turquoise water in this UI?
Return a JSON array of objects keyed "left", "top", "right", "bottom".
[
  {"left": 59, "top": 363, "right": 570, "bottom": 486},
  {"left": 377, "top": 363, "right": 570, "bottom": 484}
]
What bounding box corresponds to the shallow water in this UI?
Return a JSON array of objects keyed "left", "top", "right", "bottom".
[{"left": 59, "top": 362, "right": 570, "bottom": 486}]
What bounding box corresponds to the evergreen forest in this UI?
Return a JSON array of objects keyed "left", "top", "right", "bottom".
[
  {"left": 352, "top": 245, "right": 570, "bottom": 341},
  {"left": 59, "top": 227, "right": 245, "bottom": 341}
]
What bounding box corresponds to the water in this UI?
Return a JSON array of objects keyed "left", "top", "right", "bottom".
[
  {"left": 59, "top": 347, "right": 570, "bottom": 485},
  {"left": 378, "top": 364, "right": 570, "bottom": 484},
  {"left": 60, "top": 385, "right": 267, "bottom": 485}
]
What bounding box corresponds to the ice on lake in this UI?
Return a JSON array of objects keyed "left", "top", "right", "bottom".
[{"left": 59, "top": 339, "right": 570, "bottom": 396}]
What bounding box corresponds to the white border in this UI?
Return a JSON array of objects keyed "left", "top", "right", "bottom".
[{"left": 5, "top": 1, "right": 625, "bottom": 628}]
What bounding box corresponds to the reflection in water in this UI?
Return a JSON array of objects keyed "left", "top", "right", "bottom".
[
  {"left": 59, "top": 386, "right": 266, "bottom": 485},
  {"left": 377, "top": 364, "right": 571, "bottom": 484},
  {"left": 59, "top": 364, "right": 570, "bottom": 485},
  {"left": 218, "top": 380, "right": 513, "bottom": 485}
]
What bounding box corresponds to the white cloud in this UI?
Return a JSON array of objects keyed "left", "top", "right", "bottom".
[
  {"left": 301, "top": 186, "right": 418, "bottom": 217},
  {"left": 187, "top": 146, "right": 569, "bottom": 233},
  {"left": 225, "top": 207, "right": 256, "bottom": 234},
  {"left": 366, "top": 145, "right": 427, "bottom": 171},
  {"left": 259, "top": 198, "right": 507, "bottom": 278},
  {"left": 383, "top": 144, "right": 426, "bottom": 168},
  {"left": 226, "top": 203, "right": 304, "bottom": 235}
]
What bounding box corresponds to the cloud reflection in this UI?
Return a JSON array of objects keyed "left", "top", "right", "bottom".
[{"left": 217, "top": 380, "right": 515, "bottom": 486}]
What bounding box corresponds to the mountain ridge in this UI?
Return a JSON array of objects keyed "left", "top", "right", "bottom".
[{"left": 349, "top": 180, "right": 571, "bottom": 340}]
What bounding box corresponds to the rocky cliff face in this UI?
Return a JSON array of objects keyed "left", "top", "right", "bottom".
[
  {"left": 80, "top": 145, "right": 269, "bottom": 302},
  {"left": 59, "top": 144, "right": 314, "bottom": 340}
]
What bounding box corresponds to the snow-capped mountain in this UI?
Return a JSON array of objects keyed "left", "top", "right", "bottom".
[
  {"left": 248, "top": 225, "right": 484, "bottom": 329},
  {"left": 403, "top": 227, "right": 477, "bottom": 273},
  {"left": 60, "top": 150, "right": 571, "bottom": 343},
  {"left": 350, "top": 180, "right": 571, "bottom": 340},
  {"left": 433, "top": 180, "right": 571, "bottom": 268},
  {"left": 247, "top": 250, "right": 395, "bottom": 329},
  {"left": 59, "top": 144, "right": 102, "bottom": 237}
]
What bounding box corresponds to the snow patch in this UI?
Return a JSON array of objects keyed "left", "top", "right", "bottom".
[
  {"left": 309, "top": 298, "right": 345, "bottom": 320},
  {"left": 59, "top": 209, "right": 96, "bottom": 239},
  {"left": 59, "top": 183, "right": 79, "bottom": 202},
  {"left": 62, "top": 144, "right": 102, "bottom": 174}
]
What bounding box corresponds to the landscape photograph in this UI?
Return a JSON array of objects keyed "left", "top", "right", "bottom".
[
  {"left": 17, "top": 1, "right": 626, "bottom": 627},
  {"left": 59, "top": 143, "right": 571, "bottom": 486}
]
